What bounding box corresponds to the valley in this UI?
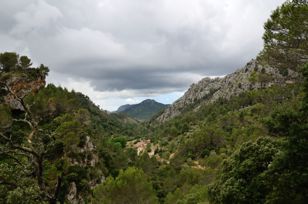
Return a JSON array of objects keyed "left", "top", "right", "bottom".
[{"left": 0, "top": 1, "right": 307, "bottom": 204}]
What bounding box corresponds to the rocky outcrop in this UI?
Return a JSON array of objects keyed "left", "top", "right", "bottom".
[
  {"left": 66, "top": 136, "right": 101, "bottom": 203},
  {"left": 156, "top": 59, "right": 300, "bottom": 122},
  {"left": 1, "top": 71, "right": 46, "bottom": 110},
  {"left": 69, "top": 136, "right": 99, "bottom": 167},
  {"left": 127, "top": 139, "right": 159, "bottom": 156},
  {"left": 67, "top": 182, "right": 85, "bottom": 204}
]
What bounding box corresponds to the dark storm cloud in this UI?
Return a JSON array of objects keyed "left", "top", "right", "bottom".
[
  {"left": 60, "top": 57, "right": 239, "bottom": 91},
  {"left": 0, "top": 0, "right": 286, "bottom": 109}
]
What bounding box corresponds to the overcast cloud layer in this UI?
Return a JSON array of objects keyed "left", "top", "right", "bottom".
[{"left": 0, "top": 0, "right": 285, "bottom": 110}]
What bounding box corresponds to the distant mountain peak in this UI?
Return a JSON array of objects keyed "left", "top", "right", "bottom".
[
  {"left": 141, "top": 99, "right": 155, "bottom": 103},
  {"left": 116, "top": 99, "right": 169, "bottom": 121}
]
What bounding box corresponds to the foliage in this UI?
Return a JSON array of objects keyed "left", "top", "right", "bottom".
[
  {"left": 0, "top": 52, "right": 19, "bottom": 72},
  {"left": 0, "top": 163, "right": 44, "bottom": 204},
  {"left": 209, "top": 64, "right": 308, "bottom": 203},
  {"left": 93, "top": 167, "right": 158, "bottom": 204},
  {"left": 0, "top": 52, "right": 49, "bottom": 79},
  {"left": 165, "top": 184, "right": 208, "bottom": 204},
  {"left": 97, "top": 137, "right": 132, "bottom": 176},
  {"left": 263, "top": 63, "right": 308, "bottom": 203},
  {"left": 208, "top": 137, "right": 281, "bottom": 203},
  {"left": 19, "top": 56, "right": 32, "bottom": 69}
]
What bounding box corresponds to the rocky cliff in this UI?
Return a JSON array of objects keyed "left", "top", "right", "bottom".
[{"left": 156, "top": 59, "right": 299, "bottom": 122}]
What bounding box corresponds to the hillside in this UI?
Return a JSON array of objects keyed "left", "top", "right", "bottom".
[
  {"left": 156, "top": 59, "right": 299, "bottom": 122},
  {"left": 116, "top": 99, "right": 169, "bottom": 121},
  {"left": 146, "top": 2, "right": 308, "bottom": 203},
  {"left": 0, "top": 55, "right": 146, "bottom": 203}
]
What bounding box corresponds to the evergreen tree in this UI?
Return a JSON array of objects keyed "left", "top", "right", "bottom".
[
  {"left": 262, "top": 0, "right": 308, "bottom": 73},
  {"left": 0, "top": 52, "right": 19, "bottom": 72},
  {"left": 19, "top": 56, "right": 32, "bottom": 69}
]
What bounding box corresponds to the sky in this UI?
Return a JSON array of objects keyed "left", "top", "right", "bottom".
[{"left": 0, "top": 0, "right": 285, "bottom": 111}]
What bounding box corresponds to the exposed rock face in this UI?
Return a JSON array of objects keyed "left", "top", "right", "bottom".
[
  {"left": 127, "top": 139, "right": 159, "bottom": 156},
  {"left": 70, "top": 136, "right": 99, "bottom": 167},
  {"left": 1, "top": 72, "right": 45, "bottom": 110},
  {"left": 67, "top": 182, "right": 84, "bottom": 204},
  {"left": 156, "top": 59, "right": 299, "bottom": 122},
  {"left": 67, "top": 135, "right": 101, "bottom": 202}
]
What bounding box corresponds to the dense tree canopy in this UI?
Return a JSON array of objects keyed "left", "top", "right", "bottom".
[
  {"left": 208, "top": 137, "right": 281, "bottom": 203},
  {"left": 93, "top": 167, "right": 158, "bottom": 204},
  {"left": 264, "top": 64, "right": 308, "bottom": 203},
  {"left": 209, "top": 64, "right": 308, "bottom": 203}
]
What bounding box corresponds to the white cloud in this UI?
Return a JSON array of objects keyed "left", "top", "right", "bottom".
[
  {"left": 11, "top": 1, "right": 62, "bottom": 36},
  {"left": 0, "top": 0, "right": 285, "bottom": 110}
]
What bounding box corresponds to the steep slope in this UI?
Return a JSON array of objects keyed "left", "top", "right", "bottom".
[
  {"left": 116, "top": 99, "right": 169, "bottom": 121},
  {"left": 156, "top": 59, "right": 299, "bottom": 122}
]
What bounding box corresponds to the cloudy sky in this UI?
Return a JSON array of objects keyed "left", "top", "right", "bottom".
[{"left": 0, "top": 0, "right": 285, "bottom": 111}]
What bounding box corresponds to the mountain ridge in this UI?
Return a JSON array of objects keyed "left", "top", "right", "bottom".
[{"left": 155, "top": 59, "right": 300, "bottom": 122}]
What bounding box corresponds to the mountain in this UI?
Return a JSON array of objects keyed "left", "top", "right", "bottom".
[
  {"left": 116, "top": 99, "right": 169, "bottom": 121},
  {"left": 155, "top": 59, "right": 299, "bottom": 122}
]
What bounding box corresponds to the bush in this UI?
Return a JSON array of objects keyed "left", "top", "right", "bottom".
[{"left": 93, "top": 167, "right": 158, "bottom": 204}]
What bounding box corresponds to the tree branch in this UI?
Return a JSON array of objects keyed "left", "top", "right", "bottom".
[
  {"left": 11, "top": 145, "right": 40, "bottom": 159},
  {"left": 0, "top": 132, "right": 10, "bottom": 141},
  {"left": 13, "top": 118, "right": 33, "bottom": 129}
]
